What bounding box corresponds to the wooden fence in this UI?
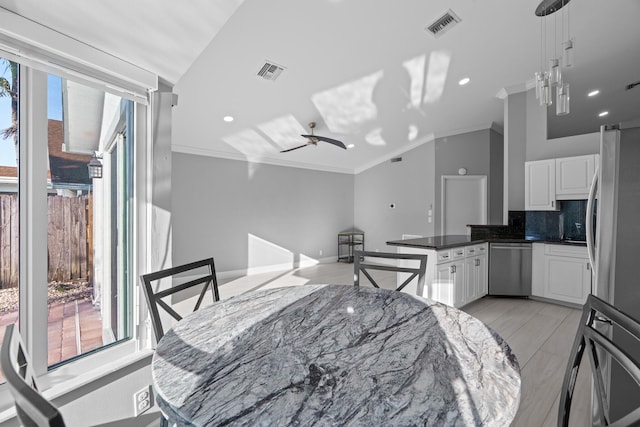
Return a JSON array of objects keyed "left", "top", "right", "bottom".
[{"left": 0, "top": 194, "right": 92, "bottom": 288}]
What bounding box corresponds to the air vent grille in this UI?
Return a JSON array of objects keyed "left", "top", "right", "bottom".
[
  {"left": 625, "top": 80, "right": 640, "bottom": 91},
  {"left": 425, "top": 9, "right": 461, "bottom": 38},
  {"left": 257, "top": 61, "right": 285, "bottom": 81}
]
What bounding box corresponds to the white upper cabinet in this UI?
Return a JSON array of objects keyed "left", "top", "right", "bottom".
[
  {"left": 525, "top": 159, "right": 556, "bottom": 210},
  {"left": 555, "top": 154, "right": 598, "bottom": 199}
]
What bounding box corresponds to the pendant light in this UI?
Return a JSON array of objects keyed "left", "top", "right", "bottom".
[{"left": 534, "top": 0, "right": 573, "bottom": 115}]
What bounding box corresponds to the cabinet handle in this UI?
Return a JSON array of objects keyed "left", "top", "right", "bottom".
[
  {"left": 475, "top": 259, "right": 480, "bottom": 267},
  {"left": 450, "top": 265, "right": 455, "bottom": 274},
  {"left": 586, "top": 263, "right": 590, "bottom": 271},
  {"left": 552, "top": 200, "right": 555, "bottom": 208}
]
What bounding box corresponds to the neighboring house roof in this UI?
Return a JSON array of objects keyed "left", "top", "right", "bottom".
[
  {"left": 0, "top": 120, "right": 92, "bottom": 185},
  {"left": 48, "top": 119, "right": 92, "bottom": 185}
]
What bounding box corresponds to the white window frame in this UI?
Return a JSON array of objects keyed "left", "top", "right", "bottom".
[{"left": 0, "top": 51, "right": 155, "bottom": 414}]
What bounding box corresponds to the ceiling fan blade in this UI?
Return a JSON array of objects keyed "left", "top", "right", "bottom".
[
  {"left": 280, "top": 143, "right": 309, "bottom": 153},
  {"left": 301, "top": 134, "right": 347, "bottom": 149}
]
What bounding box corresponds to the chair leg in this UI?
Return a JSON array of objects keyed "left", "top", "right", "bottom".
[{"left": 160, "top": 415, "right": 169, "bottom": 427}]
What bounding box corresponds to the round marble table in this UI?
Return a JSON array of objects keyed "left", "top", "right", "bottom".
[{"left": 152, "top": 284, "right": 521, "bottom": 426}]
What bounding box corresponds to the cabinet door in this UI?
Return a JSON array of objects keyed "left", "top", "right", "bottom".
[
  {"left": 525, "top": 159, "right": 556, "bottom": 210},
  {"left": 464, "top": 257, "right": 477, "bottom": 303},
  {"left": 477, "top": 254, "right": 488, "bottom": 296},
  {"left": 434, "top": 263, "right": 455, "bottom": 306},
  {"left": 555, "top": 155, "right": 596, "bottom": 199},
  {"left": 531, "top": 243, "right": 545, "bottom": 297},
  {"left": 545, "top": 256, "right": 591, "bottom": 304},
  {"left": 452, "top": 261, "right": 466, "bottom": 308}
]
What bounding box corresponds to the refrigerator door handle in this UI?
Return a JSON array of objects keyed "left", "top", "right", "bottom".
[{"left": 586, "top": 168, "right": 598, "bottom": 277}]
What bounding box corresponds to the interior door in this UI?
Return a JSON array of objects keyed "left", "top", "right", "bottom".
[{"left": 441, "top": 175, "right": 487, "bottom": 235}]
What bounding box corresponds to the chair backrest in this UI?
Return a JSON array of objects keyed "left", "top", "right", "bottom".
[
  {"left": 558, "top": 294, "right": 640, "bottom": 427},
  {"left": 140, "top": 258, "right": 220, "bottom": 343},
  {"left": 354, "top": 251, "right": 427, "bottom": 292},
  {"left": 0, "top": 324, "right": 66, "bottom": 427}
]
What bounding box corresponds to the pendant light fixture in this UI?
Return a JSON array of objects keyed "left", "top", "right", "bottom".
[{"left": 534, "top": 0, "right": 573, "bottom": 115}]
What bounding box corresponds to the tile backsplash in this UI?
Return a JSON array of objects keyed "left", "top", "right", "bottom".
[{"left": 520, "top": 199, "right": 588, "bottom": 241}]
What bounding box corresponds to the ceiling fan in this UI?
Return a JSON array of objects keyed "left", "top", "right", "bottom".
[{"left": 280, "top": 122, "right": 347, "bottom": 153}]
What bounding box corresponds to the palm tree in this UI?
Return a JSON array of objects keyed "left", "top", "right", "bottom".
[{"left": 0, "top": 59, "right": 18, "bottom": 162}]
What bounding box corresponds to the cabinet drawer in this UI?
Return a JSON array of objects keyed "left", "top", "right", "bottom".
[
  {"left": 465, "top": 243, "right": 487, "bottom": 257},
  {"left": 544, "top": 244, "right": 588, "bottom": 258},
  {"left": 437, "top": 250, "right": 452, "bottom": 263},
  {"left": 451, "top": 247, "right": 466, "bottom": 260}
]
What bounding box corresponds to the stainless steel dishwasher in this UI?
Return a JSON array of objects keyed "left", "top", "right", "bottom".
[{"left": 489, "top": 242, "right": 532, "bottom": 296}]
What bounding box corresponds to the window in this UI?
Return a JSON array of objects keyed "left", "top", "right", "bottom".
[
  {"left": 0, "top": 58, "right": 19, "bottom": 380},
  {"left": 0, "top": 56, "right": 140, "bottom": 383}
]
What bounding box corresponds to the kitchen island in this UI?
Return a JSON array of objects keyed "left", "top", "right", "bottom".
[{"left": 387, "top": 235, "right": 489, "bottom": 307}]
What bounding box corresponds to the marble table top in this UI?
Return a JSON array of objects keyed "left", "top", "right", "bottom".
[{"left": 152, "top": 284, "right": 521, "bottom": 426}]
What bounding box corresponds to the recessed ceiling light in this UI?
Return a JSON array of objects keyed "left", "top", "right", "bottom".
[
  {"left": 458, "top": 77, "right": 470, "bottom": 86},
  {"left": 223, "top": 116, "right": 234, "bottom": 122},
  {"left": 598, "top": 111, "right": 609, "bottom": 117},
  {"left": 347, "top": 144, "right": 355, "bottom": 149},
  {"left": 588, "top": 90, "right": 600, "bottom": 97}
]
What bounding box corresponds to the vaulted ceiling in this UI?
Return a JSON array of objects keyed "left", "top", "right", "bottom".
[{"left": 2, "top": 0, "right": 639, "bottom": 173}]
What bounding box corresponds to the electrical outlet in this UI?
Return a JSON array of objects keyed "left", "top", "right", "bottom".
[
  {"left": 319, "top": 249, "right": 323, "bottom": 256},
  {"left": 133, "top": 385, "right": 152, "bottom": 416}
]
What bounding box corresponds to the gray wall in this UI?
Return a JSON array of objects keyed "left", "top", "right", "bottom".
[
  {"left": 172, "top": 154, "right": 355, "bottom": 274},
  {"left": 354, "top": 142, "right": 435, "bottom": 253},
  {"left": 434, "top": 129, "right": 503, "bottom": 233},
  {"left": 525, "top": 89, "right": 599, "bottom": 161},
  {"left": 504, "top": 91, "right": 527, "bottom": 216},
  {"left": 489, "top": 129, "right": 504, "bottom": 224}
]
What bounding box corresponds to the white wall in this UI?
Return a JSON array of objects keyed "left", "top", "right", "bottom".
[
  {"left": 172, "top": 154, "right": 355, "bottom": 276},
  {"left": 354, "top": 142, "right": 435, "bottom": 253},
  {"left": 433, "top": 129, "right": 504, "bottom": 233}
]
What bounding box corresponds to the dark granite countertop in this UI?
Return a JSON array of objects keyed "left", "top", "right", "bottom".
[{"left": 387, "top": 235, "right": 587, "bottom": 250}]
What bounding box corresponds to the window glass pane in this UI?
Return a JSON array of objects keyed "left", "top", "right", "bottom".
[
  {"left": 0, "top": 58, "right": 19, "bottom": 383},
  {"left": 46, "top": 75, "right": 133, "bottom": 367}
]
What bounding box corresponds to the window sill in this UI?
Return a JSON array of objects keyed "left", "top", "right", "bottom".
[{"left": 0, "top": 341, "right": 154, "bottom": 423}]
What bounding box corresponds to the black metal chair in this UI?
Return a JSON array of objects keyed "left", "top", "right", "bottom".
[
  {"left": 558, "top": 294, "right": 640, "bottom": 427},
  {"left": 354, "top": 250, "right": 427, "bottom": 292},
  {"left": 0, "top": 324, "right": 66, "bottom": 427},
  {"left": 140, "top": 257, "right": 220, "bottom": 343}
]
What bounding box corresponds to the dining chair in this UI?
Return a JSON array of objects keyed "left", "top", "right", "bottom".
[
  {"left": 0, "top": 324, "right": 66, "bottom": 427},
  {"left": 140, "top": 257, "right": 220, "bottom": 343},
  {"left": 558, "top": 294, "right": 640, "bottom": 427},
  {"left": 354, "top": 250, "right": 427, "bottom": 292}
]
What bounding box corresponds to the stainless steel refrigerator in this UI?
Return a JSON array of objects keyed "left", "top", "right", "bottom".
[{"left": 586, "top": 124, "right": 640, "bottom": 422}]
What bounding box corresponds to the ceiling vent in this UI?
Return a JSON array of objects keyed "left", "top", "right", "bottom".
[
  {"left": 625, "top": 80, "right": 640, "bottom": 91},
  {"left": 425, "top": 9, "right": 461, "bottom": 38},
  {"left": 257, "top": 61, "right": 285, "bottom": 81}
]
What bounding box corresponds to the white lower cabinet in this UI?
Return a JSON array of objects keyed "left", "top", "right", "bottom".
[
  {"left": 532, "top": 243, "right": 591, "bottom": 305},
  {"left": 398, "top": 243, "right": 488, "bottom": 308}
]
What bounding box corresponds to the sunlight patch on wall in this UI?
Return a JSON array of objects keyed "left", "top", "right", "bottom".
[
  {"left": 423, "top": 50, "right": 451, "bottom": 104},
  {"left": 311, "top": 71, "right": 382, "bottom": 134},
  {"left": 247, "top": 234, "right": 319, "bottom": 274},
  {"left": 257, "top": 114, "right": 306, "bottom": 151}
]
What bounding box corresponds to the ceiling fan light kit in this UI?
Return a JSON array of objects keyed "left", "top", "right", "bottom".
[{"left": 280, "top": 122, "right": 347, "bottom": 153}]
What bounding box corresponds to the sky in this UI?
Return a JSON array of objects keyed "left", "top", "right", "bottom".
[{"left": 0, "top": 60, "right": 62, "bottom": 167}]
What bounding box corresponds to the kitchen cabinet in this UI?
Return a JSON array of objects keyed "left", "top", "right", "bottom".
[
  {"left": 532, "top": 243, "right": 591, "bottom": 305},
  {"left": 465, "top": 244, "right": 488, "bottom": 302},
  {"left": 525, "top": 159, "right": 556, "bottom": 210},
  {"left": 398, "top": 243, "right": 487, "bottom": 308},
  {"left": 525, "top": 154, "right": 599, "bottom": 210},
  {"left": 555, "top": 154, "right": 597, "bottom": 199}
]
